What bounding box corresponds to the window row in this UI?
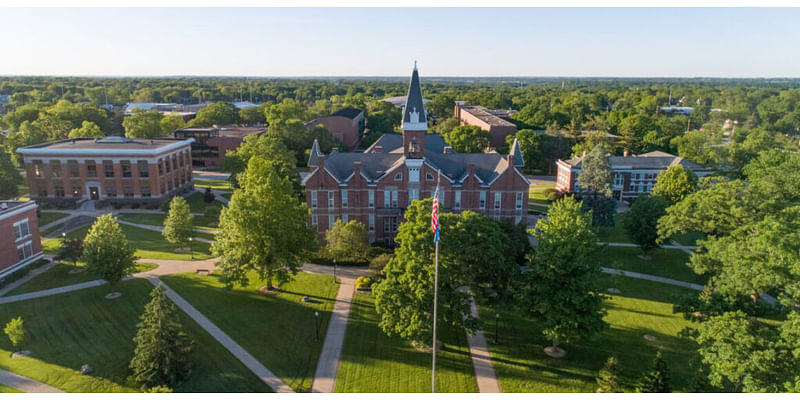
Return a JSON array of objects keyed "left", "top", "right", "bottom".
[
  {"left": 31, "top": 151, "right": 190, "bottom": 179},
  {"left": 310, "top": 190, "right": 525, "bottom": 211}
]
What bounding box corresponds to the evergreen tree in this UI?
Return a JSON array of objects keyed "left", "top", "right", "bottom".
[
  {"left": 597, "top": 356, "right": 621, "bottom": 393},
  {"left": 637, "top": 351, "right": 671, "bottom": 393},
  {"left": 130, "top": 283, "right": 193, "bottom": 390},
  {"left": 520, "top": 196, "right": 607, "bottom": 351},
  {"left": 82, "top": 214, "right": 137, "bottom": 294},
  {"left": 162, "top": 197, "right": 194, "bottom": 251},
  {"left": 203, "top": 187, "right": 215, "bottom": 203}
]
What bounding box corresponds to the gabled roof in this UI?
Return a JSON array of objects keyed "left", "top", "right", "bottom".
[
  {"left": 331, "top": 107, "right": 363, "bottom": 120},
  {"left": 401, "top": 63, "right": 428, "bottom": 131},
  {"left": 561, "top": 151, "right": 710, "bottom": 171},
  {"left": 364, "top": 133, "right": 446, "bottom": 154},
  {"left": 323, "top": 152, "right": 405, "bottom": 182}
]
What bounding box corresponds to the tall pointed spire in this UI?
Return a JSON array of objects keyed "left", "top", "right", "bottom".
[
  {"left": 308, "top": 138, "right": 321, "bottom": 167},
  {"left": 509, "top": 137, "right": 524, "bottom": 167},
  {"left": 401, "top": 62, "right": 428, "bottom": 132}
]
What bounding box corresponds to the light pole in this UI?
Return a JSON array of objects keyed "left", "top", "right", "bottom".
[
  {"left": 61, "top": 232, "right": 66, "bottom": 239},
  {"left": 495, "top": 313, "right": 500, "bottom": 345},
  {"left": 314, "top": 311, "right": 319, "bottom": 342},
  {"left": 188, "top": 237, "right": 193, "bottom": 260},
  {"left": 333, "top": 258, "right": 337, "bottom": 282}
]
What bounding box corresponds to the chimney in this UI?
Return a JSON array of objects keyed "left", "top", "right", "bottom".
[
  {"left": 623, "top": 150, "right": 629, "bottom": 157},
  {"left": 374, "top": 145, "right": 382, "bottom": 153},
  {"left": 468, "top": 163, "right": 475, "bottom": 177},
  {"left": 353, "top": 161, "right": 361, "bottom": 178},
  {"left": 443, "top": 146, "right": 453, "bottom": 154},
  {"left": 318, "top": 155, "right": 326, "bottom": 170}
]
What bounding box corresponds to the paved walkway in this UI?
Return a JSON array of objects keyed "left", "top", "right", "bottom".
[
  {"left": 116, "top": 220, "right": 214, "bottom": 243},
  {"left": 601, "top": 267, "right": 705, "bottom": 291},
  {"left": 465, "top": 297, "right": 501, "bottom": 393},
  {"left": 601, "top": 242, "right": 698, "bottom": 250},
  {"left": 304, "top": 263, "right": 367, "bottom": 393},
  {"left": 145, "top": 276, "right": 294, "bottom": 393},
  {"left": 0, "top": 257, "right": 55, "bottom": 297},
  {"left": 0, "top": 369, "right": 63, "bottom": 393}
]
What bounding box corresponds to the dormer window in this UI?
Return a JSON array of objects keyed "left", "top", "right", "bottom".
[{"left": 394, "top": 173, "right": 403, "bottom": 181}]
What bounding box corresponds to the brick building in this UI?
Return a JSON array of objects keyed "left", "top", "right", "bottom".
[
  {"left": 454, "top": 101, "right": 518, "bottom": 149},
  {"left": 303, "top": 65, "right": 529, "bottom": 245},
  {"left": 17, "top": 136, "right": 195, "bottom": 207},
  {"left": 0, "top": 200, "right": 42, "bottom": 279},
  {"left": 172, "top": 125, "right": 267, "bottom": 168},
  {"left": 305, "top": 107, "right": 365, "bottom": 150},
  {"left": 555, "top": 150, "right": 713, "bottom": 202}
]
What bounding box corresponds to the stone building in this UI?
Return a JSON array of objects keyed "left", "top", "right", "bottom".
[
  {"left": 17, "top": 136, "right": 195, "bottom": 207},
  {"left": 302, "top": 65, "right": 529, "bottom": 245}
]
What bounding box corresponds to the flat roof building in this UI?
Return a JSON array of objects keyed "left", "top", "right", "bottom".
[
  {"left": 17, "top": 136, "right": 195, "bottom": 207},
  {"left": 454, "top": 101, "right": 518, "bottom": 149},
  {"left": 173, "top": 125, "right": 267, "bottom": 168},
  {"left": 0, "top": 200, "right": 43, "bottom": 279}
]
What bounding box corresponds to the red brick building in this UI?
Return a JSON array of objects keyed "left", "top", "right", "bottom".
[
  {"left": 306, "top": 107, "right": 365, "bottom": 150},
  {"left": 556, "top": 150, "right": 713, "bottom": 202},
  {"left": 0, "top": 200, "right": 43, "bottom": 279},
  {"left": 303, "top": 65, "right": 529, "bottom": 245},
  {"left": 454, "top": 101, "right": 518, "bottom": 149},
  {"left": 172, "top": 125, "right": 267, "bottom": 168},
  {"left": 17, "top": 136, "right": 195, "bottom": 207}
]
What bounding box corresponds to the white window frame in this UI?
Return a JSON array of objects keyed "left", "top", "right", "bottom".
[
  {"left": 329, "top": 214, "right": 335, "bottom": 228},
  {"left": 13, "top": 219, "right": 30, "bottom": 241},
  {"left": 454, "top": 191, "right": 461, "bottom": 210},
  {"left": 368, "top": 190, "right": 374, "bottom": 208},
  {"left": 384, "top": 189, "right": 390, "bottom": 207},
  {"left": 311, "top": 191, "right": 318, "bottom": 209},
  {"left": 480, "top": 191, "right": 486, "bottom": 209},
  {"left": 516, "top": 192, "right": 523, "bottom": 210},
  {"left": 394, "top": 172, "right": 403, "bottom": 181},
  {"left": 328, "top": 191, "right": 335, "bottom": 209},
  {"left": 369, "top": 214, "right": 375, "bottom": 232},
  {"left": 391, "top": 190, "right": 398, "bottom": 208},
  {"left": 341, "top": 190, "right": 348, "bottom": 208},
  {"left": 342, "top": 214, "right": 348, "bottom": 223},
  {"left": 311, "top": 215, "right": 318, "bottom": 226},
  {"left": 494, "top": 192, "right": 502, "bottom": 210},
  {"left": 409, "top": 188, "right": 418, "bottom": 202}
]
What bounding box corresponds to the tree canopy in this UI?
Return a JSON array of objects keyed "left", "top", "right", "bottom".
[
  {"left": 443, "top": 125, "right": 491, "bottom": 153},
  {"left": 81, "top": 214, "right": 137, "bottom": 292},
  {"left": 651, "top": 164, "right": 698, "bottom": 204},
  {"left": 123, "top": 109, "right": 163, "bottom": 138}
]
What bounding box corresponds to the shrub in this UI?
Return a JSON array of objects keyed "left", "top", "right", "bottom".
[
  {"left": 543, "top": 188, "right": 563, "bottom": 201},
  {"left": 355, "top": 276, "right": 373, "bottom": 290},
  {"left": 4, "top": 317, "right": 24, "bottom": 350},
  {"left": 369, "top": 253, "right": 393, "bottom": 274},
  {"left": 147, "top": 386, "right": 173, "bottom": 393},
  {"left": 203, "top": 188, "right": 215, "bottom": 203}
]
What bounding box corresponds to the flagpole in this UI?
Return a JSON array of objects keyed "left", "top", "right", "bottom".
[{"left": 432, "top": 170, "right": 441, "bottom": 393}]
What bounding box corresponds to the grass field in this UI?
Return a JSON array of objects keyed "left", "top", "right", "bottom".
[
  {"left": 335, "top": 293, "right": 478, "bottom": 393},
  {"left": 193, "top": 178, "right": 233, "bottom": 191},
  {"left": 117, "top": 212, "right": 219, "bottom": 231},
  {"left": 0, "top": 279, "right": 270, "bottom": 392},
  {"left": 671, "top": 231, "right": 706, "bottom": 246},
  {"left": 593, "top": 213, "right": 629, "bottom": 243},
  {"left": 42, "top": 224, "right": 213, "bottom": 261},
  {"left": 0, "top": 384, "right": 23, "bottom": 393},
  {"left": 160, "top": 271, "right": 339, "bottom": 392},
  {"left": 5, "top": 262, "right": 158, "bottom": 296},
  {"left": 529, "top": 183, "right": 556, "bottom": 203},
  {"left": 38, "top": 211, "right": 70, "bottom": 226},
  {"left": 591, "top": 246, "right": 703, "bottom": 284},
  {"left": 481, "top": 275, "right": 699, "bottom": 393},
  {"left": 184, "top": 192, "right": 224, "bottom": 214}
]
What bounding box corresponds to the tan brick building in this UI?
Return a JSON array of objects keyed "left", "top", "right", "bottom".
[
  {"left": 303, "top": 65, "right": 529, "bottom": 246},
  {"left": 454, "top": 101, "right": 518, "bottom": 149},
  {"left": 17, "top": 136, "right": 195, "bottom": 207},
  {"left": 0, "top": 200, "right": 42, "bottom": 279}
]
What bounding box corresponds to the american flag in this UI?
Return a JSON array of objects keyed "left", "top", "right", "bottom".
[{"left": 431, "top": 182, "right": 440, "bottom": 243}]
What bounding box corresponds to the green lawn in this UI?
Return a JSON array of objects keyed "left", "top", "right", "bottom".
[
  {"left": 482, "top": 275, "right": 699, "bottom": 393},
  {"left": 529, "top": 183, "right": 556, "bottom": 204},
  {"left": 0, "top": 384, "right": 23, "bottom": 393},
  {"left": 5, "top": 262, "right": 158, "bottom": 296},
  {"left": 184, "top": 192, "right": 224, "bottom": 214},
  {"left": 0, "top": 279, "right": 270, "bottom": 392},
  {"left": 193, "top": 178, "right": 233, "bottom": 191},
  {"left": 593, "top": 213, "right": 629, "bottom": 243},
  {"left": 671, "top": 231, "right": 706, "bottom": 247},
  {"left": 38, "top": 211, "right": 70, "bottom": 226},
  {"left": 336, "top": 293, "right": 478, "bottom": 393},
  {"left": 42, "top": 224, "right": 212, "bottom": 261},
  {"left": 160, "top": 271, "right": 339, "bottom": 392},
  {"left": 591, "top": 246, "right": 704, "bottom": 284},
  {"left": 117, "top": 212, "right": 219, "bottom": 231},
  {"left": 221, "top": 192, "right": 232, "bottom": 200}
]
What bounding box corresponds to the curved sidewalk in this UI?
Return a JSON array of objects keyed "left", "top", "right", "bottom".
[{"left": 0, "top": 368, "right": 63, "bottom": 393}]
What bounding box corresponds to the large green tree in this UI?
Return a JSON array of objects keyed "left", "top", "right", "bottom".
[
  {"left": 189, "top": 101, "right": 238, "bottom": 126},
  {"left": 621, "top": 195, "right": 668, "bottom": 254},
  {"left": 160, "top": 114, "right": 186, "bottom": 134},
  {"left": 651, "top": 164, "right": 698, "bottom": 204},
  {"left": 0, "top": 152, "right": 22, "bottom": 199},
  {"left": 577, "top": 143, "right": 615, "bottom": 226},
  {"left": 222, "top": 134, "right": 297, "bottom": 190},
  {"left": 68, "top": 120, "right": 104, "bottom": 138},
  {"left": 129, "top": 283, "right": 193, "bottom": 390},
  {"left": 212, "top": 156, "right": 317, "bottom": 290},
  {"left": 443, "top": 125, "right": 491, "bottom": 153},
  {"left": 325, "top": 219, "right": 369, "bottom": 263},
  {"left": 82, "top": 214, "right": 137, "bottom": 294},
  {"left": 123, "top": 109, "right": 163, "bottom": 138},
  {"left": 519, "top": 196, "right": 606, "bottom": 351},
  {"left": 162, "top": 196, "right": 194, "bottom": 251}
]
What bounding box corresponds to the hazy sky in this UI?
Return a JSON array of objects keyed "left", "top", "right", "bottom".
[{"left": 2, "top": 7, "right": 799, "bottom": 77}]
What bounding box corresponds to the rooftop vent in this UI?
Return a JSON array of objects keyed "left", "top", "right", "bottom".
[{"left": 97, "top": 136, "right": 134, "bottom": 144}]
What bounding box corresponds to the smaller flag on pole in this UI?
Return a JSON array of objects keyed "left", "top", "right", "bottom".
[{"left": 431, "top": 172, "right": 440, "bottom": 243}]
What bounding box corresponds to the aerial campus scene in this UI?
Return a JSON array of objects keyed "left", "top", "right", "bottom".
[{"left": 0, "top": 2, "right": 798, "bottom": 397}]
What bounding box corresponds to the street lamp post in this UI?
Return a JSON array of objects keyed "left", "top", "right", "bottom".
[
  {"left": 333, "top": 258, "right": 337, "bottom": 282},
  {"left": 495, "top": 313, "right": 500, "bottom": 345},
  {"left": 188, "top": 237, "right": 193, "bottom": 260},
  {"left": 314, "top": 311, "right": 319, "bottom": 342}
]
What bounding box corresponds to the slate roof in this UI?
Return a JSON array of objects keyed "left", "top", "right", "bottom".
[
  {"left": 331, "top": 107, "right": 363, "bottom": 120},
  {"left": 364, "top": 133, "right": 446, "bottom": 154},
  {"left": 561, "top": 150, "right": 709, "bottom": 171},
  {"left": 401, "top": 63, "right": 428, "bottom": 131}
]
